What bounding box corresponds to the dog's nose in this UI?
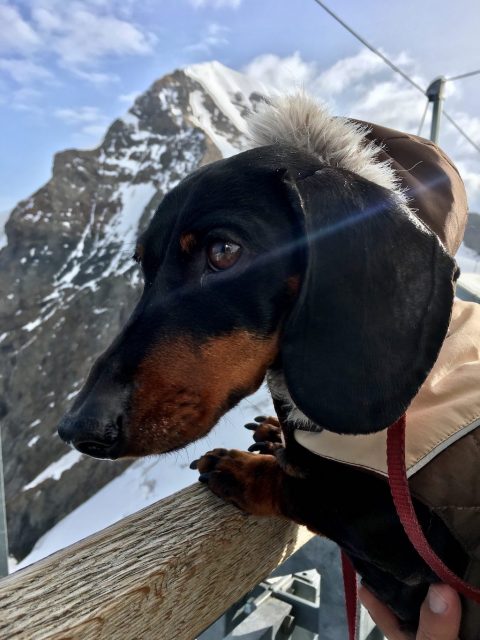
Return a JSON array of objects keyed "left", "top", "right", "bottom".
[{"left": 57, "top": 412, "right": 124, "bottom": 459}]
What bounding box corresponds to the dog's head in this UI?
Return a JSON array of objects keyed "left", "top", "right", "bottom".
[{"left": 57, "top": 144, "right": 457, "bottom": 459}]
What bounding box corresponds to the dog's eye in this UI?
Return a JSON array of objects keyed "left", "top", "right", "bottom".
[{"left": 207, "top": 240, "right": 242, "bottom": 271}]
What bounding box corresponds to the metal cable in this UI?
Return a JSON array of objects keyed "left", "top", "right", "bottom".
[
  {"left": 443, "top": 111, "right": 480, "bottom": 154},
  {"left": 446, "top": 69, "right": 480, "bottom": 82},
  {"left": 311, "top": 0, "right": 426, "bottom": 96},
  {"left": 417, "top": 99, "right": 430, "bottom": 136}
]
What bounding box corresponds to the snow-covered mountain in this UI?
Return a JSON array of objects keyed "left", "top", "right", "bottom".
[{"left": 0, "top": 61, "right": 269, "bottom": 563}]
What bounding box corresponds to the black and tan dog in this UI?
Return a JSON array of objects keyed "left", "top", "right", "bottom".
[{"left": 58, "top": 96, "right": 479, "bottom": 636}]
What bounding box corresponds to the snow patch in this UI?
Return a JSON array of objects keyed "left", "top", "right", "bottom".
[
  {"left": 458, "top": 272, "right": 480, "bottom": 298},
  {"left": 54, "top": 204, "right": 95, "bottom": 290},
  {"left": 186, "top": 61, "right": 263, "bottom": 134},
  {"left": 102, "top": 181, "right": 157, "bottom": 276},
  {"left": 22, "top": 317, "right": 44, "bottom": 332},
  {"left": 23, "top": 449, "right": 83, "bottom": 491},
  {"left": 28, "top": 436, "right": 40, "bottom": 448},
  {"left": 8, "top": 557, "right": 17, "bottom": 573},
  {"left": 23, "top": 209, "right": 44, "bottom": 224},
  {"left": 185, "top": 61, "right": 269, "bottom": 159},
  {"left": 158, "top": 87, "right": 183, "bottom": 126},
  {"left": 189, "top": 90, "right": 239, "bottom": 157}
]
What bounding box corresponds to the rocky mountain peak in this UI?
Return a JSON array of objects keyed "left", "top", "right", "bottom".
[{"left": 0, "top": 61, "right": 264, "bottom": 560}]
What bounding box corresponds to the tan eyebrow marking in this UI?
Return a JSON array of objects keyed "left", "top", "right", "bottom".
[
  {"left": 134, "top": 243, "right": 145, "bottom": 261},
  {"left": 286, "top": 275, "right": 301, "bottom": 295},
  {"left": 179, "top": 233, "right": 197, "bottom": 253}
]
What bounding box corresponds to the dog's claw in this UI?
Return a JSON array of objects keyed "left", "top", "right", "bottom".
[
  {"left": 193, "top": 448, "right": 281, "bottom": 516},
  {"left": 189, "top": 459, "right": 199, "bottom": 469},
  {"left": 248, "top": 441, "right": 280, "bottom": 454},
  {"left": 245, "top": 415, "right": 283, "bottom": 451}
]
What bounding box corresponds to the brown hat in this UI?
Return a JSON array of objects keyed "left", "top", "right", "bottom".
[{"left": 359, "top": 121, "right": 468, "bottom": 255}]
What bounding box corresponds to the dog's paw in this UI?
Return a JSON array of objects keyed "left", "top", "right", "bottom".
[
  {"left": 190, "top": 448, "right": 282, "bottom": 516},
  {"left": 244, "top": 415, "right": 283, "bottom": 454}
]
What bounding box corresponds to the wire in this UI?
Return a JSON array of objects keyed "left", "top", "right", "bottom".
[
  {"left": 311, "top": 0, "right": 426, "bottom": 96},
  {"left": 417, "top": 99, "right": 430, "bottom": 136},
  {"left": 446, "top": 69, "right": 480, "bottom": 82},
  {"left": 443, "top": 111, "right": 480, "bottom": 154},
  {"left": 312, "top": 0, "right": 480, "bottom": 156}
]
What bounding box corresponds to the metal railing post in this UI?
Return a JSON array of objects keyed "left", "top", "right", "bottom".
[{"left": 426, "top": 76, "right": 446, "bottom": 144}]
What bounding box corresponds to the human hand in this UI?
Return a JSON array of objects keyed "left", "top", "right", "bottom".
[{"left": 358, "top": 583, "right": 461, "bottom": 639}]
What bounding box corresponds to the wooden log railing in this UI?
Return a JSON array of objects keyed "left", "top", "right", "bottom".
[{"left": 0, "top": 484, "right": 312, "bottom": 639}]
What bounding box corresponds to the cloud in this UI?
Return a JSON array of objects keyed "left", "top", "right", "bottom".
[
  {"left": 446, "top": 111, "right": 480, "bottom": 156},
  {"left": 243, "top": 52, "right": 316, "bottom": 92},
  {"left": 81, "top": 123, "right": 108, "bottom": 137},
  {"left": 243, "top": 49, "right": 397, "bottom": 106},
  {"left": 350, "top": 79, "right": 426, "bottom": 132},
  {"left": 0, "top": 1, "right": 156, "bottom": 89},
  {"left": 71, "top": 68, "right": 120, "bottom": 86},
  {"left": 0, "top": 58, "right": 52, "bottom": 84},
  {"left": 0, "top": 4, "right": 40, "bottom": 54},
  {"left": 54, "top": 105, "right": 109, "bottom": 140},
  {"left": 31, "top": 5, "right": 63, "bottom": 31},
  {"left": 441, "top": 109, "right": 480, "bottom": 209},
  {"left": 188, "top": 0, "right": 241, "bottom": 8},
  {"left": 455, "top": 161, "right": 480, "bottom": 210},
  {"left": 118, "top": 90, "right": 141, "bottom": 104},
  {"left": 54, "top": 106, "right": 105, "bottom": 124},
  {"left": 11, "top": 87, "right": 45, "bottom": 114},
  {"left": 49, "top": 8, "right": 156, "bottom": 66},
  {"left": 185, "top": 22, "right": 229, "bottom": 53},
  {"left": 312, "top": 49, "right": 385, "bottom": 96}
]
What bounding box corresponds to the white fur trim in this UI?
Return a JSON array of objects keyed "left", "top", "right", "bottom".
[{"left": 247, "top": 93, "right": 407, "bottom": 203}]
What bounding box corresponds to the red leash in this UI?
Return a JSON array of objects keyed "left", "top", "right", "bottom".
[
  {"left": 341, "top": 551, "right": 358, "bottom": 640},
  {"left": 342, "top": 413, "right": 480, "bottom": 640},
  {"left": 387, "top": 414, "right": 480, "bottom": 603}
]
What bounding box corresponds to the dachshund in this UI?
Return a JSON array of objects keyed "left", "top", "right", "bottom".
[{"left": 58, "top": 95, "right": 474, "bottom": 635}]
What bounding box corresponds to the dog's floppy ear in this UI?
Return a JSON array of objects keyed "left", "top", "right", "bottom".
[{"left": 281, "top": 167, "right": 457, "bottom": 434}]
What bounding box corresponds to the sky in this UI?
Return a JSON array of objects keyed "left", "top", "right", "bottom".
[{"left": 0, "top": 0, "right": 479, "bottom": 215}]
